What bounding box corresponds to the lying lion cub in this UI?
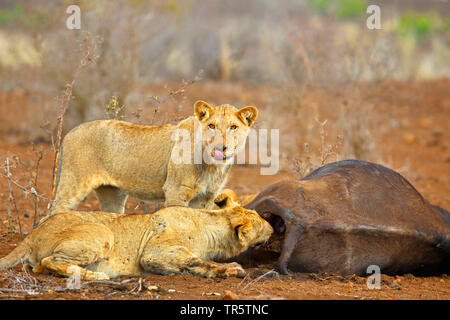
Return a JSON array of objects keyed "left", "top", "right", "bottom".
[
  {"left": 51, "top": 100, "right": 258, "bottom": 214},
  {"left": 0, "top": 194, "right": 272, "bottom": 279}
]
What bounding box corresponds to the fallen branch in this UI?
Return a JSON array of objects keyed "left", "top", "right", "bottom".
[
  {"left": 83, "top": 280, "right": 123, "bottom": 286},
  {"left": 0, "top": 294, "right": 25, "bottom": 299},
  {"left": 0, "top": 278, "right": 131, "bottom": 295},
  {"left": 252, "top": 288, "right": 279, "bottom": 300},
  {"left": 0, "top": 288, "right": 29, "bottom": 293}
]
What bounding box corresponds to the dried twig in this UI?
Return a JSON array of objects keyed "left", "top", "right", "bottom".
[
  {"left": 283, "top": 22, "right": 313, "bottom": 83},
  {"left": 150, "top": 71, "right": 203, "bottom": 125},
  {"left": 125, "top": 278, "right": 143, "bottom": 295},
  {"left": 317, "top": 119, "right": 330, "bottom": 165},
  {"left": 31, "top": 145, "right": 47, "bottom": 226},
  {"left": 4, "top": 264, "right": 40, "bottom": 295},
  {"left": 4, "top": 158, "right": 22, "bottom": 235},
  {"left": 0, "top": 294, "right": 25, "bottom": 299},
  {"left": 309, "top": 274, "right": 347, "bottom": 282},
  {"left": 51, "top": 32, "right": 98, "bottom": 199},
  {"left": 238, "top": 270, "right": 280, "bottom": 293},
  {"left": 236, "top": 273, "right": 251, "bottom": 291},
  {"left": 292, "top": 119, "right": 342, "bottom": 178},
  {"left": 0, "top": 266, "right": 132, "bottom": 296},
  {"left": 82, "top": 280, "right": 126, "bottom": 287},
  {"left": 0, "top": 171, "right": 53, "bottom": 203},
  {"left": 0, "top": 288, "right": 28, "bottom": 294},
  {"left": 252, "top": 288, "right": 277, "bottom": 300}
]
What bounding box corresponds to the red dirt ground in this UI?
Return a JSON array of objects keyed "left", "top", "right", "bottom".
[{"left": 0, "top": 80, "right": 449, "bottom": 300}]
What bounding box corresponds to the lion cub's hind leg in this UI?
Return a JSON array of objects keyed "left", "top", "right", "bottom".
[
  {"left": 40, "top": 258, "right": 109, "bottom": 280},
  {"left": 95, "top": 185, "right": 128, "bottom": 213},
  {"left": 52, "top": 177, "right": 97, "bottom": 214},
  {"left": 140, "top": 242, "right": 246, "bottom": 278},
  {"left": 38, "top": 223, "right": 114, "bottom": 280}
]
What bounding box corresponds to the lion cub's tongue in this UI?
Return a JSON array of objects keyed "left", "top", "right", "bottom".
[{"left": 213, "top": 149, "right": 225, "bottom": 160}]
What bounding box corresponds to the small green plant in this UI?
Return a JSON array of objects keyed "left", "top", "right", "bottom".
[
  {"left": 105, "top": 96, "right": 126, "bottom": 120},
  {"left": 443, "top": 17, "right": 450, "bottom": 33},
  {"left": 0, "top": 3, "right": 49, "bottom": 29},
  {"left": 397, "top": 11, "right": 439, "bottom": 40},
  {"left": 0, "top": 3, "right": 23, "bottom": 26},
  {"left": 308, "top": 0, "right": 366, "bottom": 19},
  {"left": 308, "top": 0, "right": 332, "bottom": 15},
  {"left": 336, "top": 0, "right": 366, "bottom": 19}
]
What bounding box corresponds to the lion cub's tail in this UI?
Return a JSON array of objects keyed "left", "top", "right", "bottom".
[{"left": 0, "top": 240, "right": 31, "bottom": 270}]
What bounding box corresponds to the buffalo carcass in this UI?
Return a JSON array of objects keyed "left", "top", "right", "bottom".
[{"left": 245, "top": 160, "right": 449, "bottom": 275}]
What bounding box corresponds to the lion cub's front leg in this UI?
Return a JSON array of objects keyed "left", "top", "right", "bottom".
[
  {"left": 140, "top": 244, "right": 246, "bottom": 278},
  {"left": 163, "top": 163, "right": 199, "bottom": 207},
  {"left": 163, "top": 184, "right": 198, "bottom": 207},
  {"left": 184, "top": 259, "right": 247, "bottom": 278},
  {"left": 188, "top": 192, "right": 217, "bottom": 209}
]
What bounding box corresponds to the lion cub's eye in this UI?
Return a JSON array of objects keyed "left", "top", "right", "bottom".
[
  {"left": 208, "top": 124, "right": 215, "bottom": 130},
  {"left": 230, "top": 125, "right": 238, "bottom": 130}
]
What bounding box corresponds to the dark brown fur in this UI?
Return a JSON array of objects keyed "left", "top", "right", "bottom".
[{"left": 245, "top": 160, "right": 450, "bottom": 275}]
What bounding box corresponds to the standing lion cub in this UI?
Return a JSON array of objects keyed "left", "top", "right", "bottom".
[{"left": 51, "top": 100, "right": 257, "bottom": 214}]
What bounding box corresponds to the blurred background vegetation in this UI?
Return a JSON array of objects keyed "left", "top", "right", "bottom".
[
  {"left": 1, "top": 0, "right": 448, "bottom": 84},
  {"left": 0, "top": 0, "right": 448, "bottom": 168}
]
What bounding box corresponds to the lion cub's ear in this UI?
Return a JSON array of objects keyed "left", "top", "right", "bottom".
[
  {"left": 236, "top": 106, "right": 258, "bottom": 127},
  {"left": 194, "top": 100, "right": 214, "bottom": 121},
  {"left": 230, "top": 212, "right": 253, "bottom": 246},
  {"left": 233, "top": 221, "right": 252, "bottom": 247},
  {"left": 214, "top": 189, "right": 239, "bottom": 209}
]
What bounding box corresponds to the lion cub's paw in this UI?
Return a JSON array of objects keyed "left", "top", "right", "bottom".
[
  {"left": 93, "top": 272, "right": 110, "bottom": 280},
  {"left": 223, "top": 262, "right": 246, "bottom": 278},
  {"left": 32, "top": 264, "right": 45, "bottom": 274},
  {"left": 84, "top": 271, "right": 110, "bottom": 281}
]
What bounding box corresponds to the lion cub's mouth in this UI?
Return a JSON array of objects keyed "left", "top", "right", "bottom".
[
  {"left": 211, "top": 148, "right": 233, "bottom": 161},
  {"left": 251, "top": 240, "right": 268, "bottom": 250}
]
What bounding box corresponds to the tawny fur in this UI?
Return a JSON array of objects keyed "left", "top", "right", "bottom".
[
  {"left": 0, "top": 201, "right": 272, "bottom": 279},
  {"left": 51, "top": 100, "right": 258, "bottom": 214},
  {"left": 214, "top": 189, "right": 257, "bottom": 209}
]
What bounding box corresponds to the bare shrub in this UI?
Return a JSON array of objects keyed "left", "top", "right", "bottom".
[
  {"left": 4, "top": 263, "right": 42, "bottom": 295},
  {"left": 292, "top": 119, "right": 343, "bottom": 178},
  {"left": 0, "top": 149, "right": 54, "bottom": 235},
  {"left": 150, "top": 72, "right": 202, "bottom": 125},
  {"left": 336, "top": 97, "right": 377, "bottom": 161}
]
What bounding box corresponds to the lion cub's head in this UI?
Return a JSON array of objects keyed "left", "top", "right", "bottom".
[
  {"left": 229, "top": 206, "right": 273, "bottom": 251},
  {"left": 194, "top": 100, "right": 258, "bottom": 164},
  {"left": 215, "top": 190, "right": 273, "bottom": 252}
]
